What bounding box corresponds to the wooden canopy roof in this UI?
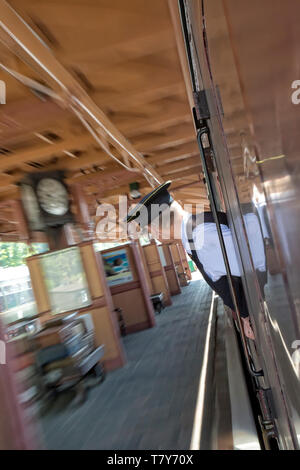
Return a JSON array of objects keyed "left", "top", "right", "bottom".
[
  {"left": 0, "top": 0, "right": 209, "bottom": 239},
  {"left": 0, "top": 0, "right": 253, "bottom": 240}
]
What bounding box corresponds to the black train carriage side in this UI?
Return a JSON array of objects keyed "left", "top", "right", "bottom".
[{"left": 177, "top": 0, "right": 300, "bottom": 450}]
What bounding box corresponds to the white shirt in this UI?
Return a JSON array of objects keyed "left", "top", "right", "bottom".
[{"left": 181, "top": 212, "right": 266, "bottom": 282}]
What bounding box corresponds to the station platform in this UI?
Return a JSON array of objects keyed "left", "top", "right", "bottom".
[{"left": 40, "top": 274, "right": 214, "bottom": 450}]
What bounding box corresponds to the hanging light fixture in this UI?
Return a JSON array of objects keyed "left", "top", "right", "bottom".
[{"left": 129, "top": 182, "right": 141, "bottom": 200}]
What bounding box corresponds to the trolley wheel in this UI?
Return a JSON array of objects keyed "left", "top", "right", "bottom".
[
  {"left": 39, "top": 387, "right": 58, "bottom": 415},
  {"left": 156, "top": 302, "right": 162, "bottom": 314},
  {"left": 72, "top": 381, "right": 87, "bottom": 407},
  {"left": 120, "top": 324, "right": 127, "bottom": 336},
  {"left": 93, "top": 363, "right": 106, "bottom": 383}
]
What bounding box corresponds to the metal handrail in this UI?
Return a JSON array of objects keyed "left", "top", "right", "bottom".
[{"left": 197, "top": 127, "right": 263, "bottom": 378}]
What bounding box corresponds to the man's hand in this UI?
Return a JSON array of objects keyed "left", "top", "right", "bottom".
[{"left": 241, "top": 316, "right": 255, "bottom": 340}]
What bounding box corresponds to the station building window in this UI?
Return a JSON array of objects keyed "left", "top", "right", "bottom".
[{"left": 0, "top": 242, "right": 48, "bottom": 325}]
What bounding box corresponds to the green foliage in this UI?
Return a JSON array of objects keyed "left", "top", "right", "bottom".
[
  {"left": 41, "top": 248, "right": 87, "bottom": 290},
  {"left": 0, "top": 242, "right": 48, "bottom": 268},
  {"left": 94, "top": 241, "right": 126, "bottom": 252}
]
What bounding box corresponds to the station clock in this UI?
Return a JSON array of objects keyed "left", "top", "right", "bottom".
[{"left": 19, "top": 171, "right": 74, "bottom": 231}]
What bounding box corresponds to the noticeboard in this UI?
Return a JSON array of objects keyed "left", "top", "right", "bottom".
[{"left": 102, "top": 249, "right": 133, "bottom": 286}]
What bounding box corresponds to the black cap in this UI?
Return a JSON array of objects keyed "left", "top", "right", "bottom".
[{"left": 125, "top": 181, "right": 173, "bottom": 228}]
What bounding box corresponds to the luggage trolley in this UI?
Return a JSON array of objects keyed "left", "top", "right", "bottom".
[{"left": 33, "top": 312, "right": 105, "bottom": 407}]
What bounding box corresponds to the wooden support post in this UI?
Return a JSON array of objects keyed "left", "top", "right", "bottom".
[
  {"left": 11, "top": 199, "right": 29, "bottom": 241},
  {"left": 70, "top": 183, "right": 94, "bottom": 240},
  {"left": 0, "top": 320, "right": 36, "bottom": 449}
]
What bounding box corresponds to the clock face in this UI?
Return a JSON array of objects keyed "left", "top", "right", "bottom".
[
  {"left": 36, "top": 178, "right": 69, "bottom": 216},
  {"left": 20, "top": 184, "right": 43, "bottom": 229}
]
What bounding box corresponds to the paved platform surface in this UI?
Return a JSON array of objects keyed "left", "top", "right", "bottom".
[{"left": 40, "top": 276, "right": 212, "bottom": 450}]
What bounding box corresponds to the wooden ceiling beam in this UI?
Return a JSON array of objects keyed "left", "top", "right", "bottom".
[
  {"left": 66, "top": 153, "right": 201, "bottom": 188},
  {"left": 0, "top": 124, "right": 198, "bottom": 186},
  {"left": 96, "top": 82, "right": 185, "bottom": 112},
  {"left": 64, "top": 133, "right": 199, "bottom": 175},
  {"left": 0, "top": 96, "right": 68, "bottom": 145},
  {"left": 0, "top": 1, "right": 211, "bottom": 228},
  {"left": 67, "top": 142, "right": 200, "bottom": 181},
  {"left": 0, "top": 87, "right": 190, "bottom": 151},
  {"left": 64, "top": 29, "right": 175, "bottom": 67},
  {"left": 0, "top": 0, "right": 162, "bottom": 185},
  {"left": 80, "top": 169, "right": 206, "bottom": 203},
  {"left": 67, "top": 167, "right": 143, "bottom": 191},
  {"left": 141, "top": 136, "right": 196, "bottom": 154},
  {"left": 0, "top": 113, "right": 195, "bottom": 192},
  {"left": 0, "top": 142, "right": 203, "bottom": 193},
  {"left": 95, "top": 170, "right": 204, "bottom": 204},
  {"left": 153, "top": 150, "right": 200, "bottom": 168},
  {"left": 167, "top": 166, "right": 203, "bottom": 180},
  {"left": 123, "top": 112, "right": 192, "bottom": 139},
  {"left": 0, "top": 103, "right": 192, "bottom": 175},
  {"left": 148, "top": 141, "right": 199, "bottom": 164},
  {"left": 136, "top": 129, "right": 196, "bottom": 154},
  {"left": 158, "top": 156, "right": 200, "bottom": 176},
  {"left": 171, "top": 179, "right": 202, "bottom": 192},
  {"left": 173, "top": 198, "right": 208, "bottom": 205},
  {"left": 172, "top": 191, "right": 207, "bottom": 200},
  {"left": 168, "top": 0, "right": 195, "bottom": 111},
  {"left": 0, "top": 134, "right": 94, "bottom": 172}
]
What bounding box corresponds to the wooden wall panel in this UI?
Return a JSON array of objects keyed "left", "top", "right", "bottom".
[
  {"left": 137, "top": 241, "right": 153, "bottom": 293},
  {"left": 178, "top": 242, "right": 192, "bottom": 280},
  {"left": 112, "top": 288, "right": 149, "bottom": 333},
  {"left": 170, "top": 243, "right": 189, "bottom": 287},
  {"left": 162, "top": 244, "right": 181, "bottom": 295},
  {"left": 100, "top": 242, "right": 155, "bottom": 334},
  {"left": 27, "top": 242, "right": 126, "bottom": 371},
  {"left": 78, "top": 305, "right": 126, "bottom": 371},
  {"left": 143, "top": 243, "right": 172, "bottom": 305}
]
